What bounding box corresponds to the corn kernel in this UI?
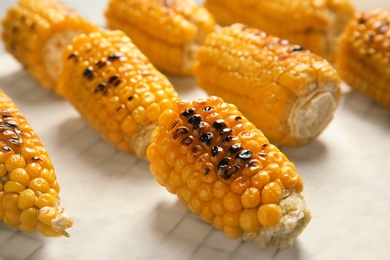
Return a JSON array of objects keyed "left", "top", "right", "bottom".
[
  {"left": 3, "top": 193, "right": 19, "bottom": 212},
  {"left": 223, "top": 211, "right": 241, "bottom": 228},
  {"left": 18, "top": 189, "right": 37, "bottom": 210},
  {"left": 189, "top": 194, "right": 205, "bottom": 214},
  {"left": 36, "top": 194, "right": 57, "bottom": 208},
  {"left": 223, "top": 191, "right": 242, "bottom": 212},
  {"left": 29, "top": 178, "right": 50, "bottom": 193},
  {"left": 20, "top": 208, "right": 39, "bottom": 227},
  {"left": 211, "top": 198, "right": 226, "bottom": 216},
  {"left": 280, "top": 165, "right": 298, "bottom": 189},
  {"left": 241, "top": 187, "right": 261, "bottom": 209},
  {"left": 200, "top": 202, "right": 215, "bottom": 223},
  {"left": 231, "top": 176, "right": 250, "bottom": 194},
  {"left": 38, "top": 206, "right": 58, "bottom": 225},
  {"left": 4, "top": 180, "right": 25, "bottom": 193},
  {"left": 264, "top": 163, "right": 281, "bottom": 180},
  {"left": 261, "top": 182, "right": 282, "bottom": 204},
  {"left": 212, "top": 215, "right": 224, "bottom": 230},
  {"left": 24, "top": 162, "right": 42, "bottom": 179},
  {"left": 213, "top": 180, "right": 230, "bottom": 199},
  {"left": 257, "top": 204, "right": 282, "bottom": 227},
  {"left": 5, "top": 154, "right": 26, "bottom": 172},
  {"left": 250, "top": 170, "right": 270, "bottom": 190},
  {"left": 9, "top": 168, "right": 30, "bottom": 187},
  {"left": 0, "top": 164, "right": 6, "bottom": 177},
  {"left": 3, "top": 210, "right": 21, "bottom": 226},
  {"left": 187, "top": 171, "right": 203, "bottom": 191},
  {"left": 223, "top": 225, "right": 242, "bottom": 239},
  {"left": 240, "top": 208, "right": 261, "bottom": 232},
  {"left": 198, "top": 183, "right": 214, "bottom": 202}
]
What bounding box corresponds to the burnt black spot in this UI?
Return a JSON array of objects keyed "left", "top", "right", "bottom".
[
  {"left": 220, "top": 128, "right": 233, "bottom": 135},
  {"left": 218, "top": 157, "right": 231, "bottom": 170},
  {"left": 2, "top": 146, "right": 12, "bottom": 151},
  {"left": 5, "top": 121, "right": 17, "bottom": 128},
  {"left": 188, "top": 115, "right": 202, "bottom": 128},
  {"left": 113, "top": 79, "right": 122, "bottom": 87},
  {"left": 220, "top": 164, "right": 241, "bottom": 180},
  {"left": 1, "top": 110, "right": 12, "bottom": 118},
  {"left": 191, "top": 145, "right": 202, "bottom": 156},
  {"left": 67, "top": 53, "right": 77, "bottom": 60},
  {"left": 211, "top": 146, "right": 221, "bottom": 157},
  {"left": 108, "top": 53, "right": 124, "bottom": 61},
  {"left": 237, "top": 150, "right": 253, "bottom": 160},
  {"left": 358, "top": 17, "right": 367, "bottom": 24},
  {"left": 212, "top": 119, "right": 226, "bottom": 129},
  {"left": 291, "top": 45, "right": 304, "bottom": 53},
  {"left": 83, "top": 66, "right": 94, "bottom": 80},
  {"left": 202, "top": 106, "right": 213, "bottom": 112},
  {"left": 235, "top": 116, "right": 242, "bottom": 121},
  {"left": 222, "top": 136, "right": 236, "bottom": 143},
  {"left": 172, "top": 126, "right": 189, "bottom": 140},
  {"left": 108, "top": 75, "right": 119, "bottom": 84},
  {"left": 94, "top": 83, "right": 107, "bottom": 93},
  {"left": 181, "top": 108, "right": 196, "bottom": 118},
  {"left": 262, "top": 143, "right": 268, "bottom": 147},
  {"left": 181, "top": 136, "right": 193, "bottom": 146},
  {"left": 229, "top": 143, "right": 242, "bottom": 155},
  {"left": 95, "top": 60, "right": 106, "bottom": 68},
  {"left": 200, "top": 132, "right": 213, "bottom": 145},
  {"left": 8, "top": 137, "right": 21, "bottom": 146},
  {"left": 128, "top": 96, "right": 133, "bottom": 101}
]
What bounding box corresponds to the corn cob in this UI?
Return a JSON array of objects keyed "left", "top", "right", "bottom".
[
  {"left": 194, "top": 23, "right": 341, "bottom": 146},
  {"left": 203, "top": 0, "right": 355, "bottom": 62},
  {"left": 0, "top": 89, "right": 72, "bottom": 237},
  {"left": 105, "top": 0, "right": 216, "bottom": 75},
  {"left": 147, "top": 96, "right": 311, "bottom": 249},
  {"left": 56, "top": 30, "right": 180, "bottom": 158},
  {"left": 336, "top": 9, "right": 390, "bottom": 109},
  {"left": 1, "top": 0, "right": 100, "bottom": 92}
]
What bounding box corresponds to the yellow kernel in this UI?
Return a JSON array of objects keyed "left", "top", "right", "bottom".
[
  {"left": 251, "top": 170, "right": 270, "bottom": 190},
  {"left": 213, "top": 180, "right": 230, "bottom": 199},
  {"left": 165, "top": 180, "right": 177, "bottom": 194},
  {"left": 158, "top": 138, "right": 172, "bottom": 155},
  {"left": 176, "top": 185, "right": 194, "bottom": 204},
  {"left": 187, "top": 171, "right": 203, "bottom": 191},
  {"left": 294, "top": 175, "right": 304, "bottom": 193},
  {"left": 200, "top": 202, "right": 215, "bottom": 223},
  {"left": 41, "top": 168, "right": 56, "bottom": 187},
  {"left": 18, "top": 189, "right": 37, "bottom": 210},
  {"left": 257, "top": 204, "right": 282, "bottom": 227},
  {"left": 242, "top": 159, "right": 263, "bottom": 177},
  {"left": 121, "top": 115, "right": 138, "bottom": 134},
  {"left": 3, "top": 193, "right": 19, "bottom": 212},
  {"left": 264, "top": 163, "right": 281, "bottom": 180},
  {"left": 212, "top": 215, "right": 224, "bottom": 230},
  {"left": 166, "top": 149, "right": 179, "bottom": 167},
  {"left": 19, "top": 207, "right": 39, "bottom": 227},
  {"left": 169, "top": 169, "right": 184, "bottom": 187},
  {"left": 141, "top": 92, "right": 156, "bottom": 107},
  {"left": 181, "top": 164, "right": 195, "bottom": 182},
  {"left": 131, "top": 106, "right": 146, "bottom": 124},
  {"left": 24, "top": 162, "right": 42, "bottom": 179},
  {"left": 124, "top": 94, "right": 140, "bottom": 111},
  {"left": 223, "top": 211, "right": 241, "bottom": 228},
  {"left": 0, "top": 150, "right": 14, "bottom": 164},
  {"left": 211, "top": 197, "right": 226, "bottom": 216},
  {"left": 198, "top": 183, "right": 214, "bottom": 202},
  {"left": 3, "top": 210, "right": 21, "bottom": 226},
  {"left": 38, "top": 206, "right": 57, "bottom": 225},
  {"left": 29, "top": 178, "right": 50, "bottom": 193},
  {"left": 223, "top": 192, "right": 242, "bottom": 212},
  {"left": 158, "top": 99, "right": 175, "bottom": 114},
  {"left": 174, "top": 155, "right": 187, "bottom": 173},
  {"left": 188, "top": 195, "right": 205, "bottom": 214},
  {"left": 223, "top": 226, "right": 242, "bottom": 239},
  {"left": 158, "top": 109, "right": 177, "bottom": 128},
  {"left": 0, "top": 164, "right": 6, "bottom": 177},
  {"left": 9, "top": 168, "right": 30, "bottom": 187},
  {"left": 18, "top": 224, "right": 36, "bottom": 233},
  {"left": 241, "top": 187, "right": 261, "bottom": 209},
  {"left": 4, "top": 180, "right": 25, "bottom": 193},
  {"left": 5, "top": 154, "right": 26, "bottom": 171},
  {"left": 240, "top": 208, "right": 261, "bottom": 232},
  {"left": 146, "top": 103, "right": 161, "bottom": 122},
  {"left": 231, "top": 176, "right": 250, "bottom": 194},
  {"left": 261, "top": 182, "right": 282, "bottom": 204},
  {"left": 36, "top": 194, "right": 57, "bottom": 208},
  {"left": 280, "top": 166, "right": 298, "bottom": 189}
]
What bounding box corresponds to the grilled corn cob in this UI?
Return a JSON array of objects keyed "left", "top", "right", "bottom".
[
  {"left": 0, "top": 90, "right": 72, "bottom": 237},
  {"left": 105, "top": 0, "right": 216, "bottom": 75},
  {"left": 203, "top": 0, "right": 355, "bottom": 62},
  {"left": 56, "top": 30, "right": 180, "bottom": 158},
  {"left": 147, "top": 96, "right": 311, "bottom": 249},
  {"left": 194, "top": 23, "right": 341, "bottom": 146},
  {"left": 336, "top": 9, "right": 390, "bottom": 109},
  {"left": 2, "top": 0, "right": 100, "bottom": 92}
]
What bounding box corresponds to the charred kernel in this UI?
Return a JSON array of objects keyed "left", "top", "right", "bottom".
[
  {"left": 83, "top": 66, "right": 94, "bottom": 80},
  {"left": 290, "top": 45, "right": 304, "bottom": 53},
  {"left": 202, "top": 106, "right": 213, "bottom": 112},
  {"left": 222, "top": 136, "right": 237, "bottom": 143},
  {"left": 181, "top": 136, "right": 193, "bottom": 146},
  {"left": 67, "top": 53, "right": 77, "bottom": 60},
  {"left": 228, "top": 143, "right": 242, "bottom": 155},
  {"left": 235, "top": 116, "right": 242, "bottom": 121},
  {"left": 2, "top": 146, "right": 12, "bottom": 151},
  {"left": 237, "top": 150, "right": 253, "bottom": 160},
  {"left": 188, "top": 115, "right": 202, "bottom": 127},
  {"left": 5, "top": 121, "right": 17, "bottom": 128},
  {"left": 212, "top": 119, "right": 226, "bottom": 129},
  {"left": 108, "top": 75, "right": 119, "bottom": 84},
  {"left": 94, "top": 83, "right": 106, "bottom": 93},
  {"left": 200, "top": 132, "right": 213, "bottom": 145},
  {"left": 181, "top": 108, "right": 196, "bottom": 118},
  {"left": 108, "top": 52, "right": 124, "bottom": 61},
  {"left": 218, "top": 157, "right": 231, "bottom": 170},
  {"left": 220, "top": 128, "right": 233, "bottom": 135},
  {"left": 172, "top": 126, "right": 189, "bottom": 140},
  {"left": 8, "top": 137, "right": 22, "bottom": 146},
  {"left": 211, "top": 146, "right": 222, "bottom": 157},
  {"left": 113, "top": 79, "right": 122, "bottom": 87},
  {"left": 95, "top": 60, "right": 106, "bottom": 68}
]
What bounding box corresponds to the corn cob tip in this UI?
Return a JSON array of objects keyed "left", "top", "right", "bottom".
[{"left": 147, "top": 96, "right": 311, "bottom": 249}]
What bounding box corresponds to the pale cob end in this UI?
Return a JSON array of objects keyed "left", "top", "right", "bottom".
[
  {"left": 57, "top": 30, "right": 180, "bottom": 159},
  {"left": 336, "top": 9, "right": 390, "bottom": 109},
  {"left": 194, "top": 23, "right": 341, "bottom": 146},
  {"left": 105, "top": 0, "right": 216, "bottom": 75},
  {"left": 0, "top": 90, "right": 72, "bottom": 237},
  {"left": 1, "top": 0, "right": 100, "bottom": 92},
  {"left": 203, "top": 0, "right": 355, "bottom": 61},
  {"left": 147, "top": 96, "right": 311, "bottom": 249}
]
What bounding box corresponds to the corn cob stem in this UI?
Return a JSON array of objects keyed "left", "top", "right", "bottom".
[
  {"left": 1, "top": 0, "right": 100, "bottom": 92},
  {"left": 194, "top": 23, "right": 341, "bottom": 146},
  {"left": 336, "top": 9, "right": 390, "bottom": 109},
  {"left": 147, "top": 96, "right": 311, "bottom": 249},
  {"left": 0, "top": 90, "right": 72, "bottom": 237},
  {"left": 105, "top": 0, "right": 216, "bottom": 75},
  {"left": 56, "top": 30, "right": 180, "bottom": 158}
]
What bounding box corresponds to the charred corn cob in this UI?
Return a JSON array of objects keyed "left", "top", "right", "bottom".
[
  {"left": 0, "top": 90, "right": 72, "bottom": 237},
  {"left": 56, "top": 30, "right": 180, "bottom": 158},
  {"left": 2, "top": 0, "right": 100, "bottom": 92},
  {"left": 105, "top": 0, "right": 216, "bottom": 75},
  {"left": 336, "top": 9, "right": 390, "bottom": 109},
  {"left": 147, "top": 96, "right": 311, "bottom": 249},
  {"left": 194, "top": 23, "right": 342, "bottom": 146},
  {"left": 203, "top": 0, "right": 355, "bottom": 62}
]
